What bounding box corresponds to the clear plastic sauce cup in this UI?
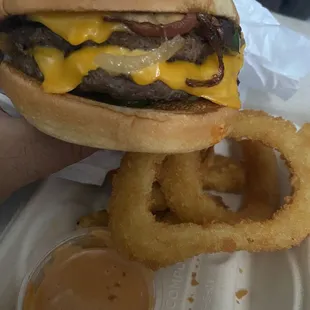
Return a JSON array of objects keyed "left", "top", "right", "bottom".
[{"left": 17, "top": 229, "right": 155, "bottom": 310}]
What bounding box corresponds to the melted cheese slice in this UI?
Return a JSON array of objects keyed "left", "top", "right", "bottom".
[
  {"left": 30, "top": 13, "right": 126, "bottom": 46},
  {"left": 33, "top": 46, "right": 243, "bottom": 109}
]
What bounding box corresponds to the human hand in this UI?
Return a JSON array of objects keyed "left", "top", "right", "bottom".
[{"left": 0, "top": 109, "right": 96, "bottom": 200}]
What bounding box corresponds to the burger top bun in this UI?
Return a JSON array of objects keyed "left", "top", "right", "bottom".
[
  {"left": 0, "top": 0, "right": 239, "bottom": 23},
  {"left": 0, "top": 64, "right": 238, "bottom": 153}
]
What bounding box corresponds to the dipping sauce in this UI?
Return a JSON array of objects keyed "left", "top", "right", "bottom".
[{"left": 21, "top": 231, "right": 153, "bottom": 310}]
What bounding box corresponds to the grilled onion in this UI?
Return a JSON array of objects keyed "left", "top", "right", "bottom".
[
  {"left": 104, "top": 13, "right": 198, "bottom": 38},
  {"left": 186, "top": 14, "right": 225, "bottom": 88},
  {"left": 95, "top": 35, "right": 185, "bottom": 75}
]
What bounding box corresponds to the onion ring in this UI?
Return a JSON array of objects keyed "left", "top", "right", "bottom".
[
  {"left": 153, "top": 141, "right": 277, "bottom": 224},
  {"left": 159, "top": 138, "right": 278, "bottom": 224},
  {"left": 238, "top": 140, "right": 280, "bottom": 221},
  {"left": 146, "top": 153, "right": 247, "bottom": 225},
  {"left": 109, "top": 110, "right": 307, "bottom": 269},
  {"left": 201, "top": 151, "right": 245, "bottom": 193},
  {"left": 151, "top": 151, "right": 245, "bottom": 212},
  {"left": 104, "top": 152, "right": 246, "bottom": 216}
]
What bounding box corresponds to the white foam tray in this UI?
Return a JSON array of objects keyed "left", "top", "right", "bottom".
[{"left": 0, "top": 172, "right": 309, "bottom": 310}]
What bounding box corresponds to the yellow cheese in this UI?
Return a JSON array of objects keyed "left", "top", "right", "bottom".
[
  {"left": 30, "top": 13, "right": 126, "bottom": 46},
  {"left": 33, "top": 46, "right": 243, "bottom": 109}
]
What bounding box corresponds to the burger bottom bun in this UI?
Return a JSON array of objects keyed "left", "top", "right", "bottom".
[{"left": 0, "top": 63, "right": 238, "bottom": 153}]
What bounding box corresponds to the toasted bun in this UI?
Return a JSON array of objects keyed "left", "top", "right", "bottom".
[
  {"left": 0, "top": 0, "right": 239, "bottom": 22},
  {"left": 0, "top": 63, "right": 238, "bottom": 153}
]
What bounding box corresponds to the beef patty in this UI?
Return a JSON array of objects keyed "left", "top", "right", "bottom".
[{"left": 1, "top": 15, "right": 239, "bottom": 105}]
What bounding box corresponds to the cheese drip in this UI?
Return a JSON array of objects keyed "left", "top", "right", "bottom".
[
  {"left": 30, "top": 13, "right": 126, "bottom": 46},
  {"left": 33, "top": 46, "right": 243, "bottom": 109}
]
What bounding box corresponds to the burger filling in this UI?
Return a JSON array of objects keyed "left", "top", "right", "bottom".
[{"left": 0, "top": 13, "right": 244, "bottom": 109}]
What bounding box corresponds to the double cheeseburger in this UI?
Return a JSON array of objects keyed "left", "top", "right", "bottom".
[{"left": 0, "top": 0, "right": 244, "bottom": 152}]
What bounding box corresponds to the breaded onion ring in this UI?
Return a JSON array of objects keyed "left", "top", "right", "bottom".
[
  {"left": 152, "top": 151, "right": 246, "bottom": 223},
  {"left": 201, "top": 151, "right": 245, "bottom": 193},
  {"left": 109, "top": 110, "right": 307, "bottom": 269},
  {"left": 153, "top": 141, "right": 277, "bottom": 224},
  {"left": 159, "top": 139, "right": 278, "bottom": 224},
  {"left": 238, "top": 140, "right": 280, "bottom": 221}
]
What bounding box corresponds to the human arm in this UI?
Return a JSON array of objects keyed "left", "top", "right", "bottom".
[{"left": 0, "top": 110, "right": 95, "bottom": 200}]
